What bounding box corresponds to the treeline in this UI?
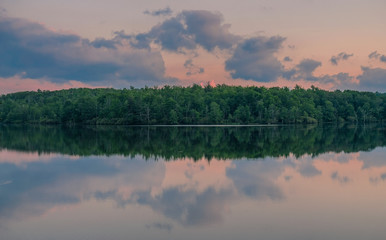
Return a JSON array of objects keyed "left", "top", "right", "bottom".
[
  {"left": 0, "top": 125, "right": 385, "bottom": 160},
  {"left": 0, "top": 85, "right": 385, "bottom": 124}
]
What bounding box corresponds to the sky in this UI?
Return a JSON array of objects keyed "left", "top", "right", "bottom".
[{"left": 1, "top": 0, "right": 386, "bottom": 94}]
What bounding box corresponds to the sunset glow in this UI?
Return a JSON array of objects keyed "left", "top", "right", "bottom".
[{"left": 1, "top": 0, "right": 385, "bottom": 94}]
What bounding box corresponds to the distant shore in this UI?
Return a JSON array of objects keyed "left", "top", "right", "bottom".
[{"left": 0, "top": 85, "right": 384, "bottom": 125}]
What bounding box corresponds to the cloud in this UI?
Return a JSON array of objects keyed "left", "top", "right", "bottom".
[
  {"left": 184, "top": 59, "right": 204, "bottom": 76},
  {"left": 0, "top": 17, "right": 173, "bottom": 87},
  {"left": 360, "top": 148, "right": 386, "bottom": 169},
  {"left": 225, "top": 36, "right": 286, "bottom": 82},
  {"left": 368, "top": 51, "right": 380, "bottom": 59},
  {"left": 284, "top": 175, "right": 293, "bottom": 181},
  {"left": 371, "top": 173, "right": 386, "bottom": 184},
  {"left": 114, "top": 30, "right": 153, "bottom": 50},
  {"left": 181, "top": 10, "right": 240, "bottom": 51},
  {"left": 121, "top": 17, "right": 195, "bottom": 51},
  {"left": 357, "top": 66, "right": 386, "bottom": 92},
  {"left": 282, "top": 69, "right": 297, "bottom": 80},
  {"left": 95, "top": 158, "right": 288, "bottom": 227},
  {"left": 90, "top": 38, "right": 120, "bottom": 49},
  {"left": 298, "top": 162, "right": 322, "bottom": 177},
  {"left": 368, "top": 51, "right": 386, "bottom": 63},
  {"left": 283, "top": 58, "right": 354, "bottom": 87},
  {"left": 143, "top": 7, "right": 173, "bottom": 17},
  {"left": 330, "top": 52, "right": 353, "bottom": 65},
  {"left": 331, "top": 171, "right": 350, "bottom": 183},
  {"left": 124, "top": 10, "right": 240, "bottom": 52},
  {"left": 297, "top": 59, "right": 321, "bottom": 75},
  {"left": 319, "top": 72, "right": 354, "bottom": 85},
  {"left": 125, "top": 187, "right": 235, "bottom": 226},
  {"left": 284, "top": 58, "right": 321, "bottom": 81},
  {"left": 0, "top": 7, "right": 6, "bottom": 16},
  {"left": 146, "top": 222, "right": 173, "bottom": 232},
  {"left": 381, "top": 173, "right": 386, "bottom": 180},
  {"left": 227, "top": 160, "right": 285, "bottom": 200},
  {"left": 0, "top": 155, "right": 165, "bottom": 225},
  {"left": 150, "top": 17, "right": 197, "bottom": 51}
]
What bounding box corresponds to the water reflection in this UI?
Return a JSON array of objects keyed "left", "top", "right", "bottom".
[
  {"left": 0, "top": 124, "right": 385, "bottom": 159},
  {"left": 0, "top": 125, "right": 385, "bottom": 240},
  {"left": 0, "top": 155, "right": 164, "bottom": 226}
]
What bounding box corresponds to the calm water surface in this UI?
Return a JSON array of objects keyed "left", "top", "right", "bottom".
[{"left": 0, "top": 125, "right": 385, "bottom": 240}]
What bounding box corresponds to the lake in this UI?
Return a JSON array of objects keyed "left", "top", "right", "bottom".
[{"left": 0, "top": 124, "right": 385, "bottom": 240}]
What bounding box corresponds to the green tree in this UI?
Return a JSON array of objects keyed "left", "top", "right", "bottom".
[{"left": 209, "top": 102, "right": 223, "bottom": 124}]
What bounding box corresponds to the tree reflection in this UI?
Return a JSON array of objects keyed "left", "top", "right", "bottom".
[{"left": 0, "top": 124, "right": 385, "bottom": 160}]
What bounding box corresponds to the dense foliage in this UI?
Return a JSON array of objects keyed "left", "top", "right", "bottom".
[
  {"left": 0, "top": 85, "right": 385, "bottom": 124},
  {"left": 0, "top": 125, "right": 385, "bottom": 160}
]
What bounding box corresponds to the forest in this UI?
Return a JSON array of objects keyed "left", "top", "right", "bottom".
[{"left": 0, "top": 85, "right": 385, "bottom": 125}]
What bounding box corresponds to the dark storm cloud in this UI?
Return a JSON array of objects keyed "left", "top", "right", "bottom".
[
  {"left": 143, "top": 7, "right": 173, "bottom": 17},
  {"left": 0, "top": 17, "right": 173, "bottom": 86},
  {"left": 357, "top": 67, "right": 386, "bottom": 92},
  {"left": 330, "top": 52, "right": 353, "bottom": 65},
  {"left": 225, "top": 36, "right": 286, "bottom": 82},
  {"left": 124, "top": 10, "right": 240, "bottom": 52}
]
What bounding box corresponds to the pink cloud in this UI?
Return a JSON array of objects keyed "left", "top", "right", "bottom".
[{"left": 0, "top": 75, "right": 105, "bottom": 95}]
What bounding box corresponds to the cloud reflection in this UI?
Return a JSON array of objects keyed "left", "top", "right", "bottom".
[
  {"left": 227, "top": 160, "right": 285, "bottom": 200},
  {"left": 0, "top": 143, "right": 385, "bottom": 231},
  {"left": 331, "top": 171, "right": 350, "bottom": 183},
  {"left": 0, "top": 155, "right": 164, "bottom": 226}
]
